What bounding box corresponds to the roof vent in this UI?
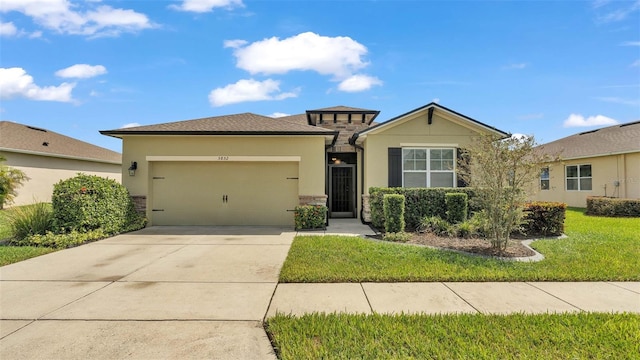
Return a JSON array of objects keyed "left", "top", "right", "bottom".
[
  {"left": 27, "top": 126, "right": 47, "bottom": 133},
  {"left": 42, "top": 142, "right": 49, "bottom": 146},
  {"left": 578, "top": 129, "right": 598, "bottom": 135}
]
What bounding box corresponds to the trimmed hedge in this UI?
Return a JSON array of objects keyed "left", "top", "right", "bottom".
[
  {"left": 52, "top": 174, "right": 145, "bottom": 234},
  {"left": 586, "top": 196, "right": 640, "bottom": 217},
  {"left": 445, "top": 193, "right": 468, "bottom": 224},
  {"left": 294, "top": 205, "right": 327, "bottom": 230},
  {"left": 522, "top": 202, "right": 566, "bottom": 236},
  {"left": 383, "top": 194, "right": 405, "bottom": 233},
  {"left": 369, "top": 187, "right": 481, "bottom": 230}
]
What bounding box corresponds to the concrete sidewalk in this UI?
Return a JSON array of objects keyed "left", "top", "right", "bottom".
[{"left": 267, "top": 281, "right": 640, "bottom": 316}]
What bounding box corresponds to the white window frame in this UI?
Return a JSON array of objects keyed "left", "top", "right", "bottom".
[
  {"left": 402, "top": 147, "right": 456, "bottom": 188},
  {"left": 565, "top": 164, "right": 592, "bottom": 191},
  {"left": 540, "top": 167, "right": 550, "bottom": 190}
]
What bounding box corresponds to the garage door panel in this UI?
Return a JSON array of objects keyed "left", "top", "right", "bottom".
[{"left": 151, "top": 162, "right": 298, "bottom": 226}]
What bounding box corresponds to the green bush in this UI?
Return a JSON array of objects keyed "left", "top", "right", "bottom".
[
  {"left": 445, "top": 193, "right": 468, "bottom": 224},
  {"left": 52, "top": 174, "right": 144, "bottom": 234},
  {"left": 455, "top": 220, "right": 477, "bottom": 239},
  {"left": 369, "top": 187, "right": 481, "bottom": 230},
  {"left": 521, "top": 202, "right": 566, "bottom": 236},
  {"left": 12, "top": 229, "right": 107, "bottom": 248},
  {"left": 383, "top": 194, "right": 405, "bottom": 233},
  {"left": 294, "top": 205, "right": 327, "bottom": 230},
  {"left": 383, "top": 232, "right": 411, "bottom": 242},
  {"left": 7, "top": 202, "right": 54, "bottom": 240},
  {"left": 419, "top": 216, "right": 454, "bottom": 237},
  {"left": 586, "top": 196, "right": 640, "bottom": 217}
]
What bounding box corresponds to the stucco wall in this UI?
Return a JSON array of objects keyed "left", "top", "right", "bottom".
[
  {"left": 1, "top": 151, "right": 121, "bottom": 206},
  {"left": 121, "top": 135, "right": 326, "bottom": 199},
  {"left": 362, "top": 111, "right": 482, "bottom": 191},
  {"left": 529, "top": 152, "right": 640, "bottom": 207}
]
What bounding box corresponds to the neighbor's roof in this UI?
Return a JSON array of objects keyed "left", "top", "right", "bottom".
[
  {"left": 100, "top": 113, "right": 337, "bottom": 137},
  {"left": 353, "top": 102, "right": 509, "bottom": 140},
  {"left": 0, "top": 121, "right": 121, "bottom": 164},
  {"left": 536, "top": 120, "right": 640, "bottom": 160}
]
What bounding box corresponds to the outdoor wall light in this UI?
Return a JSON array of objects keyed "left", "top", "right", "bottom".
[{"left": 128, "top": 161, "right": 138, "bottom": 176}]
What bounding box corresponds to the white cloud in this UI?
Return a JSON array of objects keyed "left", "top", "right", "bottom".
[
  {"left": 170, "top": 0, "right": 243, "bottom": 13},
  {"left": 510, "top": 133, "right": 530, "bottom": 141},
  {"left": 270, "top": 112, "right": 290, "bottom": 118},
  {"left": 0, "top": 0, "right": 154, "bottom": 37},
  {"left": 337, "top": 74, "right": 382, "bottom": 92},
  {"left": 432, "top": 98, "right": 440, "bottom": 103},
  {"left": 563, "top": 113, "right": 619, "bottom": 128},
  {"left": 595, "top": 96, "right": 640, "bottom": 106},
  {"left": 503, "top": 63, "right": 528, "bottom": 70},
  {"left": 208, "top": 78, "right": 298, "bottom": 107},
  {"left": 121, "top": 122, "right": 141, "bottom": 128},
  {"left": 620, "top": 41, "right": 640, "bottom": 46},
  {"left": 0, "top": 21, "right": 17, "bottom": 36},
  {"left": 596, "top": 0, "right": 640, "bottom": 23},
  {"left": 55, "top": 64, "right": 107, "bottom": 79},
  {"left": 0, "top": 67, "right": 75, "bottom": 102},
  {"left": 223, "top": 39, "right": 248, "bottom": 48},
  {"left": 228, "top": 32, "right": 369, "bottom": 78},
  {"left": 631, "top": 59, "right": 640, "bottom": 67}
]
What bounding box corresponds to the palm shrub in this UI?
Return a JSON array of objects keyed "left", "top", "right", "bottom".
[
  {"left": 383, "top": 194, "right": 405, "bottom": 233},
  {"left": 8, "top": 202, "right": 54, "bottom": 240},
  {"left": 0, "top": 156, "right": 28, "bottom": 210}
]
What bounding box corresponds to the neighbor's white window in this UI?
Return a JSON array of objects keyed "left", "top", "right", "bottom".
[
  {"left": 540, "top": 167, "right": 550, "bottom": 190},
  {"left": 565, "top": 164, "right": 592, "bottom": 191},
  {"left": 402, "top": 148, "right": 455, "bottom": 187}
]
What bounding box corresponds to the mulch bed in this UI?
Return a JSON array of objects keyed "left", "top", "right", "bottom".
[
  {"left": 370, "top": 232, "right": 536, "bottom": 258},
  {"left": 408, "top": 232, "right": 536, "bottom": 258}
]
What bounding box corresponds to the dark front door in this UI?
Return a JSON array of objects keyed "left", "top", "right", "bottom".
[{"left": 329, "top": 165, "right": 356, "bottom": 218}]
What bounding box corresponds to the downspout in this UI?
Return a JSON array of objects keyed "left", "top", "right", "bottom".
[{"left": 350, "top": 133, "right": 367, "bottom": 224}]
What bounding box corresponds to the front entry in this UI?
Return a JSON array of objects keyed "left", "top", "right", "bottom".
[{"left": 329, "top": 164, "right": 356, "bottom": 218}]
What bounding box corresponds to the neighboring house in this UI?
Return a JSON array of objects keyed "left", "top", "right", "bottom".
[
  {"left": 100, "top": 103, "right": 508, "bottom": 226},
  {"left": 530, "top": 121, "right": 640, "bottom": 207},
  {"left": 0, "top": 121, "right": 122, "bottom": 206}
]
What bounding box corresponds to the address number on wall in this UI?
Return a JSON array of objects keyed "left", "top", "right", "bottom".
[{"left": 218, "top": 156, "right": 229, "bottom": 161}]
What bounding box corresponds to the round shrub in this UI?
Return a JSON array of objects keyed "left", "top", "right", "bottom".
[{"left": 52, "top": 174, "right": 141, "bottom": 234}]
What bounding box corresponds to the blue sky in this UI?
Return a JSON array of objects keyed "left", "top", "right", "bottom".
[{"left": 1, "top": 0, "right": 639, "bottom": 153}]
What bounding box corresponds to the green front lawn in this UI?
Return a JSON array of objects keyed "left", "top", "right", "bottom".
[
  {"left": 279, "top": 208, "right": 640, "bottom": 282},
  {"left": 266, "top": 313, "right": 640, "bottom": 360}
]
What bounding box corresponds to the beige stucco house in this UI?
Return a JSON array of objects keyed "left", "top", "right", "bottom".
[
  {"left": 0, "top": 121, "right": 122, "bottom": 206},
  {"left": 530, "top": 120, "right": 640, "bottom": 207},
  {"left": 100, "top": 103, "right": 507, "bottom": 226}
]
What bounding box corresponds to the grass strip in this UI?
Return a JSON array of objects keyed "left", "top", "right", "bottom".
[
  {"left": 266, "top": 312, "right": 640, "bottom": 360},
  {"left": 0, "top": 246, "right": 56, "bottom": 266}
]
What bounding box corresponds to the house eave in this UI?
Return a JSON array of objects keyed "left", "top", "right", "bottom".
[
  {"left": 0, "top": 147, "right": 122, "bottom": 165},
  {"left": 352, "top": 102, "right": 508, "bottom": 144}
]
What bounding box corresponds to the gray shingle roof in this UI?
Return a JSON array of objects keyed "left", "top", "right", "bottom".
[
  {"left": 307, "top": 105, "right": 379, "bottom": 113},
  {"left": 101, "top": 113, "right": 336, "bottom": 136},
  {"left": 536, "top": 121, "right": 640, "bottom": 159},
  {"left": 0, "top": 121, "right": 121, "bottom": 164}
]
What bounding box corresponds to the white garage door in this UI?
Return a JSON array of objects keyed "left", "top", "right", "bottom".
[{"left": 151, "top": 161, "right": 298, "bottom": 226}]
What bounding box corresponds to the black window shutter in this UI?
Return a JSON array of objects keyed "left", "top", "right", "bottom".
[
  {"left": 456, "top": 147, "right": 468, "bottom": 187},
  {"left": 388, "top": 147, "right": 402, "bottom": 187}
]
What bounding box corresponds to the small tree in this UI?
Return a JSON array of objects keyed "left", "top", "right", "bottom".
[
  {"left": 457, "top": 134, "right": 551, "bottom": 251},
  {"left": 0, "top": 156, "right": 28, "bottom": 209}
]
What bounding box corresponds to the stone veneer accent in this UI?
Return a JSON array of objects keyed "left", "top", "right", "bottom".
[
  {"left": 362, "top": 194, "right": 371, "bottom": 222},
  {"left": 298, "top": 194, "right": 328, "bottom": 206},
  {"left": 317, "top": 117, "right": 371, "bottom": 153},
  {"left": 131, "top": 195, "right": 146, "bottom": 214}
]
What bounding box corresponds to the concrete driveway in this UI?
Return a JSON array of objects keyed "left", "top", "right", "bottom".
[{"left": 1, "top": 226, "right": 295, "bottom": 360}]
